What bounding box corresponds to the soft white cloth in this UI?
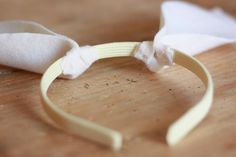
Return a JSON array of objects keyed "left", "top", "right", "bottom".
[
  {"left": 62, "top": 46, "right": 98, "bottom": 79},
  {"left": 134, "top": 1, "right": 236, "bottom": 71},
  {"left": 0, "top": 21, "right": 76, "bottom": 74},
  {"left": 0, "top": 21, "right": 98, "bottom": 78},
  {"left": 156, "top": 1, "right": 236, "bottom": 54},
  {"left": 0, "top": 1, "right": 235, "bottom": 78}
]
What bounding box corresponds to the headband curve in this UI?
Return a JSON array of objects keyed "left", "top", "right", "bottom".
[{"left": 40, "top": 42, "right": 213, "bottom": 150}]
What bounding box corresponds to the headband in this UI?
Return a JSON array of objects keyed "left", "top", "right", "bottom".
[
  {"left": 0, "top": 1, "right": 236, "bottom": 150},
  {"left": 41, "top": 41, "right": 213, "bottom": 150}
]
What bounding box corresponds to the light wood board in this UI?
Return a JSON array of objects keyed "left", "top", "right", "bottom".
[{"left": 0, "top": 0, "right": 236, "bottom": 156}]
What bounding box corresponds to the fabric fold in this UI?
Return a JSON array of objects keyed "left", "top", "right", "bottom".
[{"left": 0, "top": 20, "right": 79, "bottom": 74}]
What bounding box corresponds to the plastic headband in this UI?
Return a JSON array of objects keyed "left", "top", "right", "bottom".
[{"left": 40, "top": 42, "right": 213, "bottom": 150}]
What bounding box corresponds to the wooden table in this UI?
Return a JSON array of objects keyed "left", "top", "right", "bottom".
[{"left": 0, "top": 0, "right": 236, "bottom": 156}]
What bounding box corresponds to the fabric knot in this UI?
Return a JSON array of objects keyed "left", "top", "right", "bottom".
[
  {"left": 61, "top": 45, "right": 99, "bottom": 79},
  {"left": 134, "top": 41, "right": 174, "bottom": 72}
]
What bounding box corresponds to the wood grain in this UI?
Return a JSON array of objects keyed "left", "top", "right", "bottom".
[{"left": 0, "top": 0, "right": 236, "bottom": 157}]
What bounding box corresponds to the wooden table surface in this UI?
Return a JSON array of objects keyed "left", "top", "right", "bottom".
[{"left": 0, "top": 0, "right": 236, "bottom": 157}]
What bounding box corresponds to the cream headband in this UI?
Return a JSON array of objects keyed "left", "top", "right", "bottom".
[
  {"left": 1, "top": 1, "right": 236, "bottom": 150},
  {"left": 41, "top": 42, "right": 213, "bottom": 150}
]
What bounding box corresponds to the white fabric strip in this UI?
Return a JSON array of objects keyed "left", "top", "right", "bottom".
[
  {"left": 0, "top": 20, "right": 97, "bottom": 78},
  {"left": 133, "top": 1, "right": 236, "bottom": 71},
  {"left": 154, "top": 1, "right": 236, "bottom": 56},
  {"left": 0, "top": 1, "right": 236, "bottom": 77},
  {"left": 0, "top": 21, "right": 74, "bottom": 74}
]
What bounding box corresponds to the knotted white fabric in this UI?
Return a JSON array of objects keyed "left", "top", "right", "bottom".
[
  {"left": 0, "top": 1, "right": 236, "bottom": 78},
  {"left": 62, "top": 46, "right": 98, "bottom": 79},
  {"left": 134, "top": 41, "right": 174, "bottom": 71},
  {"left": 0, "top": 21, "right": 98, "bottom": 79},
  {"left": 134, "top": 1, "right": 236, "bottom": 71}
]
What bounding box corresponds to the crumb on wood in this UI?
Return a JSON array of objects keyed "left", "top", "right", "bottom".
[
  {"left": 113, "top": 81, "right": 119, "bottom": 84},
  {"left": 106, "top": 103, "right": 115, "bottom": 108},
  {"left": 126, "top": 78, "right": 138, "bottom": 83},
  {"left": 131, "top": 79, "right": 137, "bottom": 83},
  {"left": 84, "top": 83, "right": 89, "bottom": 89},
  {"left": 143, "top": 90, "right": 147, "bottom": 94}
]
